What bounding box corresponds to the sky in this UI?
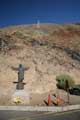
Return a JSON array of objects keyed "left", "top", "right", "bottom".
[{"left": 0, "top": 0, "right": 80, "bottom": 27}]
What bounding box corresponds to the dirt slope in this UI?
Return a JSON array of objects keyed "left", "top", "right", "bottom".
[{"left": 0, "top": 23, "right": 80, "bottom": 105}]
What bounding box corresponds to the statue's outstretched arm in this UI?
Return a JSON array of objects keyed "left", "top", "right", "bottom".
[{"left": 11, "top": 66, "right": 18, "bottom": 71}]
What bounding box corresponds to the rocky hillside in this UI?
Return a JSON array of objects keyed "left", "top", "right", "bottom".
[{"left": 0, "top": 23, "right": 80, "bottom": 104}]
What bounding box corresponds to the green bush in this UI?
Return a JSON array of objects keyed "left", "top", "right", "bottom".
[{"left": 56, "top": 74, "right": 75, "bottom": 90}]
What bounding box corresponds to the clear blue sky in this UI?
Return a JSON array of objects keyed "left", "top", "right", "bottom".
[{"left": 0, "top": 0, "right": 80, "bottom": 27}]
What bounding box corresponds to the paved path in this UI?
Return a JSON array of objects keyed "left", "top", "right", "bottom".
[{"left": 0, "top": 110, "right": 80, "bottom": 120}]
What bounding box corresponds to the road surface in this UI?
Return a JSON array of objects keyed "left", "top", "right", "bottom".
[{"left": 0, "top": 110, "right": 80, "bottom": 120}]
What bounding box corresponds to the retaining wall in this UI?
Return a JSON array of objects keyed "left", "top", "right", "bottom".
[{"left": 0, "top": 105, "right": 80, "bottom": 112}]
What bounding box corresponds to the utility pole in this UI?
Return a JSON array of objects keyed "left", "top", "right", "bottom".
[{"left": 66, "top": 80, "right": 70, "bottom": 105}]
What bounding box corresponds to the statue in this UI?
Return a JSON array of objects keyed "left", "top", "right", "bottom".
[{"left": 12, "top": 64, "right": 29, "bottom": 90}]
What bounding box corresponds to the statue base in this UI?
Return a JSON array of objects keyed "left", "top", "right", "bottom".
[{"left": 11, "top": 90, "right": 30, "bottom": 105}]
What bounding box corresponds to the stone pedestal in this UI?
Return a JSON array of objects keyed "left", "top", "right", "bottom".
[{"left": 11, "top": 90, "right": 30, "bottom": 105}]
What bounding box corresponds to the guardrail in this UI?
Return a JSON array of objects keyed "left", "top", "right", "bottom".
[{"left": 0, "top": 105, "right": 80, "bottom": 112}]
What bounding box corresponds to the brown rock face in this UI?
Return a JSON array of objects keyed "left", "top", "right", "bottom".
[{"left": 0, "top": 23, "right": 80, "bottom": 105}]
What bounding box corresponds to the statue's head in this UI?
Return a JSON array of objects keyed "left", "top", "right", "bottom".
[{"left": 19, "top": 64, "right": 22, "bottom": 68}]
